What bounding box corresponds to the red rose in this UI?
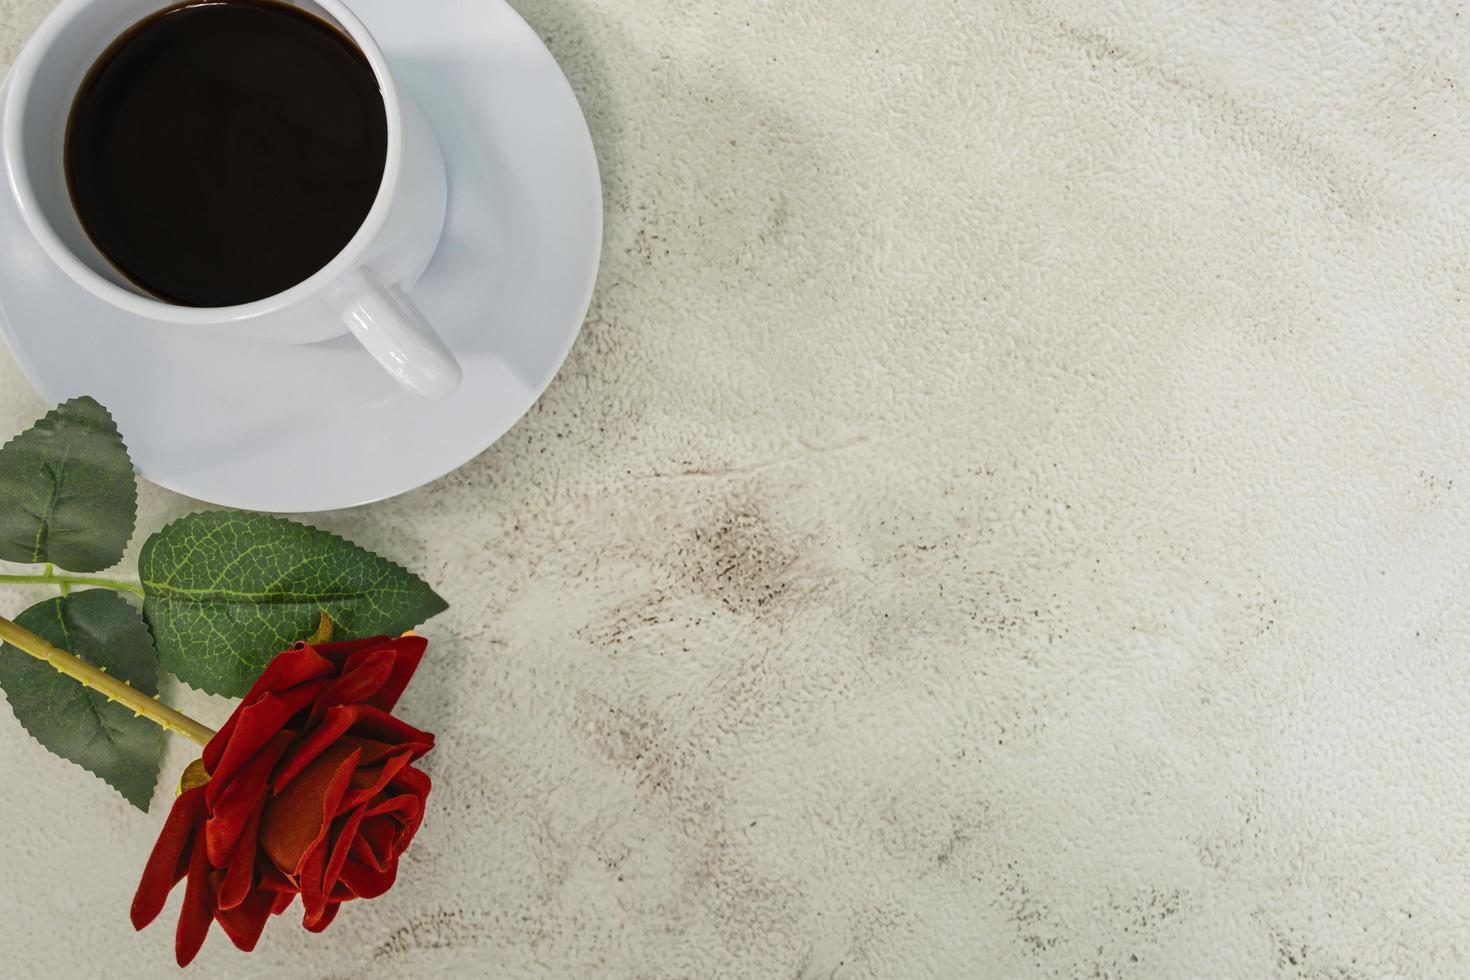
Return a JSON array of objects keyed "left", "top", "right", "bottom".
[{"left": 131, "top": 636, "right": 435, "bottom": 966}]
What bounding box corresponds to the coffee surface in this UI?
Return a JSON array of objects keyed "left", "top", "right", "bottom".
[{"left": 66, "top": 0, "right": 388, "bottom": 308}]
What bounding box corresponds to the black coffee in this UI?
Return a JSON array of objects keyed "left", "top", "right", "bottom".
[{"left": 65, "top": 0, "right": 388, "bottom": 308}]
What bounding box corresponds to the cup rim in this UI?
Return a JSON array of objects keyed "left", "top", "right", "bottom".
[{"left": 1, "top": 0, "right": 405, "bottom": 325}]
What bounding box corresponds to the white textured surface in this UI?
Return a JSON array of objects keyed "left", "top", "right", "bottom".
[{"left": 3, "top": 0, "right": 1470, "bottom": 976}]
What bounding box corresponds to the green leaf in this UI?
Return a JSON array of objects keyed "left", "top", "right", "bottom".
[
  {"left": 0, "top": 590, "right": 163, "bottom": 811},
  {"left": 0, "top": 396, "right": 137, "bottom": 572},
  {"left": 140, "top": 512, "right": 447, "bottom": 697}
]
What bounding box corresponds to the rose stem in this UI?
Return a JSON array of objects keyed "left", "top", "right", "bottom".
[
  {"left": 0, "top": 570, "right": 144, "bottom": 595},
  {"left": 0, "top": 614, "right": 215, "bottom": 746}
]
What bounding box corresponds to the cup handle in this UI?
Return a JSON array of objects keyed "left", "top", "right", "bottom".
[{"left": 325, "top": 268, "right": 462, "bottom": 399}]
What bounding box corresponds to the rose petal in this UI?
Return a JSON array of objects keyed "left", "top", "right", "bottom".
[
  {"left": 312, "top": 636, "right": 392, "bottom": 667},
  {"left": 261, "top": 642, "right": 339, "bottom": 688},
  {"left": 348, "top": 704, "right": 434, "bottom": 753},
  {"left": 304, "top": 901, "right": 341, "bottom": 934},
  {"left": 323, "top": 804, "right": 368, "bottom": 899},
  {"left": 257, "top": 860, "right": 297, "bottom": 896},
  {"left": 351, "top": 816, "right": 396, "bottom": 872},
  {"left": 217, "top": 797, "right": 264, "bottom": 911},
  {"left": 131, "top": 786, "right": 205, "bottom": 931},
  {"left": 341, "top": 646, "right": 387, "bottom": 674},
  {"left": 215, "top": 887, "right": 276, "bottom": 952},
  {"left": 274, "top": 706, "right": 431, "bottom": 793},
  {"left": 341, "top": 749, "right": 413, "bottom": 812},
  {"left": 206, "top": 731, "right": 294, "bottom": 867},
  {"left": 298, "top": 832, "right": 330, "bottom": 925},
  {"left": 377, "top": 768, "right": 431, "bottom": 845},
  {"left": 204, "top": 682, "right": 328, "bottom": 787},
  {"left": 389, "top": 765, "right": 431, "bottom": 799},
  {"left": 369, "top": 790, "right": 425, "bottom": 824},
  {"left": 175, "top": 827, "right": 216, "bottom": 967},
  {"left": 310, "top": 647, "right": 396, "bottom": 722},
  {"left": 202, "top": 645, "right": 336, "bottom": 771},
  {"left": 271, "top": 706, "right": 359, "bottom": 792},
  {"left": 260, "top": 740, "right": 360, "bottom": 876},
  {"left": 349, "top": 736, "right": 399, "bottom": 766},
  {"left": 338, "top": 855, "right": 397, "bottom": 900},
  {"left": 368, "top": 635, "right": 427, "bottom": 712}
]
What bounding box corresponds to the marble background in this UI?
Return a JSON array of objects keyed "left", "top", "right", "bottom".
[{"left": 4, "top": 0, "right": 1470, "bottom": 976}]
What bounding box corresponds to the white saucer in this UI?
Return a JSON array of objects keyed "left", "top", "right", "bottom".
[{"left": 0, "top": 0, "right": 602, "bottom": 512}]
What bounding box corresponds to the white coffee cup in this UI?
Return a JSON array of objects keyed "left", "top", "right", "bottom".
[{"left": 3, "top": 0, "right": 462, "bottom": 399}]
